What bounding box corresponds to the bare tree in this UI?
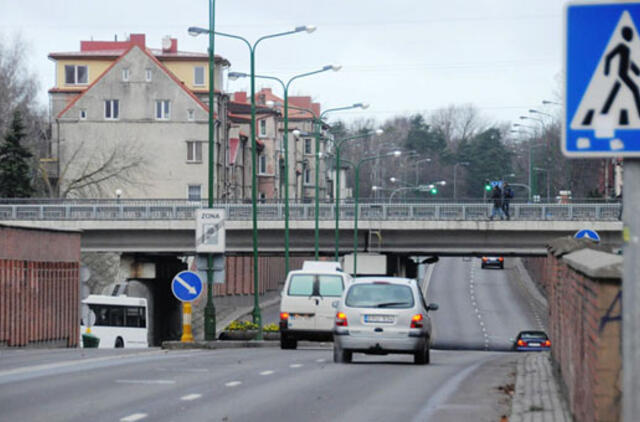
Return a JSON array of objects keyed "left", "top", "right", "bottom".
[
  {"left": 49, "top": 139, "right": 150, "bottom": 198},
  {"left": 428, "top": 104, "right": 486, "bottom": 151}
]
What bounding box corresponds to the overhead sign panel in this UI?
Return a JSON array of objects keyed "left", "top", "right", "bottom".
[{"left": 565, "top": 1, "right": 640, "bottom": 157}]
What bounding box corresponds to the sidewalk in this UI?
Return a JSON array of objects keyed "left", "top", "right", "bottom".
[{"left": 510, "top": 352, "right": 572, "bottom": 422}]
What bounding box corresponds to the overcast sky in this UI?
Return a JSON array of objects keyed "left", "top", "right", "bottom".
[{"left": 1, "top": 0, "right": 565, "bottom": 127}]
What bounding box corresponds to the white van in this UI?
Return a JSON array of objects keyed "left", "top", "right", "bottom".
[{"left": 279, "top": 265, "right": 352, "bottom": 349}]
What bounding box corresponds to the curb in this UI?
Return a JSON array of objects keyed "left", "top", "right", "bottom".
[
  {"left": 162, "top": 340, "right": 280, "bottom": 350},
  {"left": 215, "top": 294, "right": 282, "bottom": 338},
  {"left": 513, "top": 257, "right": 548, "bottom": 309}
]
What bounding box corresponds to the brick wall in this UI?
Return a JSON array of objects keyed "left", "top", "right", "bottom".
[
  {"left": 0, "top": 225, "right": 81, "bottom": 347},
  {"left": 524, "top": 239, "right": 622, "bottom": 422}
]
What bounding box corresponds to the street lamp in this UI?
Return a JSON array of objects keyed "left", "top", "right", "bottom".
[
  {"left": 413, "top": 158, "right": 432, "bottom": 185},
  {"left": 542, "top": 100, "right": 562, "bottom": 106},
  {"left": 349, "top": 150, "right": 406, "bottom": 276},
  {"left": 534, "top": 167, "right": 551, "bottom": 202},
  {"left": 228, "top": 67, "right": 342, "bottom": 269},
  {"left": 187, "top": 0, "right": 218, "bottom": 340},
  {"left": 529, "top": 109, "right": 555, "bottom": 118},
  {"left": 453, "top": 162, "right": 469, "bottom": 201},
  {"left": 188, "top": 22, "right": 316, "bottom": 340}
]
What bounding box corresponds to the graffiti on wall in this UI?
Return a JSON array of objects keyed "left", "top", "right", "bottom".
[{"left": 599, "top": 290, "right": 622, "bottom": 333}]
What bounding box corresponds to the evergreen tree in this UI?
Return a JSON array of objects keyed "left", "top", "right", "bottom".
[
  {"left": 0, "top": 110, "right": 34, "bottom": 197},
  {"left": 405, "top": 114, "right": 446, "bottom": 155}
]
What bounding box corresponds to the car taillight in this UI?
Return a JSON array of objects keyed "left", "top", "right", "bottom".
[
  {"left": 335, "top": 312, "right": 348, "bottom": 327},
  {"left": 411, "top": 314, "right": 424, "bottom": 328},
  {"left": 482, "top": 257, "right": 488, "bottom": 262},
  {"left": 280, "top": 312, "right": 289, "bottom": 321},
  {"left": 543, "top": 340, "right": 551, "bottom": 347},
  {"left": 517, "top": 339, "right": 526, "bottom": 347},
  {"left": 498, "top": 257, "right": 504, "bottom": 262}
]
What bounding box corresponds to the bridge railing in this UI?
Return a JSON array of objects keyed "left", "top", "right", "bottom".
[{"left": 0, "top": 201, "right": 622, "bottom": 221}]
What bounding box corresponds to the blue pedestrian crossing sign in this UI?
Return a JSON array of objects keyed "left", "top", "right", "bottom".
[
  {"left": 574, "top": 229, "right": 601, "bottom": 243},
  {"left": 171, "top": 271, "right": 204, "bottom": 302},
  {"left": 565, "top": 1, "right": 640, "bottom": 157}
]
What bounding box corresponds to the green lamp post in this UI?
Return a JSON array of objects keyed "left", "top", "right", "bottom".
[
  {"left": 188, "top": 23, "right": 316, "bottom": 340},
  {"left": 227, "top": 66, "right": 342, "bottom": 273}
]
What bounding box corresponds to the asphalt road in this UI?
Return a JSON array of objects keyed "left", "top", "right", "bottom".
[
  {"left": 0, "top": 257, "right": 545, "bottom": 422},
  {"left": 428, "top": 257, "right": 546, "bottom": 351}
]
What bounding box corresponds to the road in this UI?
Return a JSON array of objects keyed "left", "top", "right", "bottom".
[{"left": 0, "top": 257, "right": 546, "bottom": 422}]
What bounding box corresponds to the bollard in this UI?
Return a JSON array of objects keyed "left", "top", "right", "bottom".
[{"left": 181, "top": 302, "right": 194, "bottom": 342}]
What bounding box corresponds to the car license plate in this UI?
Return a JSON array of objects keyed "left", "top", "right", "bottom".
[
  {"left": 364, "top": 315, "right": 394, "bottom": 323},
  {"left": 529, "top": 342, "right": 541, "bottom": 347}
]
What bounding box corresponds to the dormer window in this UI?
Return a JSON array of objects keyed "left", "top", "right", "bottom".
[{"left": 65, "top": 65, "right": 88, "bottom": 85}]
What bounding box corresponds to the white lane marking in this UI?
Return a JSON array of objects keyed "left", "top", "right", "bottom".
[
  {"left": 181, "top": 394, "right": 202, "bottom": 401},
  {"left": 225, "top": 381, "right": 242, "bottom": 387},
  {"left": 121, "top": 414, "right": 147, "bottom": 422},
  {"left": 479, "top": 321, "right": 484, "bottom": 326},
  {"left": 116, "top": 380, "right": 175, "bottom": 385},
  {"left": 289, "top": 364, "right": 303, "bottom": 368},
  {"left": 316, "top": 358, "right": 326, "bottom": 363},
  {"left": 260, "top": 370, "right": 275, "bottom": 376}
]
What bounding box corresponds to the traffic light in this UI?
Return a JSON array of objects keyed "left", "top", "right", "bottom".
[
  {"left": 484, "top": 180, "right": 492, "bottom": 191},
  {"left": 430, "top": 187, "right": 438, "bottom": 195}
]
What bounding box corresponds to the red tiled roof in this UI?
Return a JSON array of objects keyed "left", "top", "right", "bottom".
[{"left": 57, "top": 45, "right": 210, "bottom": 119}]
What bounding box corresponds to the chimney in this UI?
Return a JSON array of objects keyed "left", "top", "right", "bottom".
[
  {"left": 234, "top": 92, "right": 248, "bottom": 103},
  {"left": 129, "top": 34, "right": 146, "bottom": 49}
]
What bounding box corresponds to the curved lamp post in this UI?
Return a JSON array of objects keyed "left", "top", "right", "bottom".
[
  {"left": 188, "top": 23, "right": 315, "bottom": 340},
  {"left": 388, "top": 179, "right": 446, "bottom": 202},
  {"left": 228, "top": 66, "right": 341, "bottom": 272},
  {"left": 345, "top": 150, "right": 406, "bottom": 276}
]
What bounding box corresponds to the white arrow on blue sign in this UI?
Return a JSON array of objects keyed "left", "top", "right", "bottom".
[
  {"left": 171, "top": 271, "right": 204, "bottom": 302},
  {"left": 565, "top": 1, "right": 640, "bottom": 157},
  {"left": 574, "top": 229, "right": 601, "bottom": 242}
]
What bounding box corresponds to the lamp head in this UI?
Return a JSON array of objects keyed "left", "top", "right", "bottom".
[
  {"left": 390, "top": 177, "right": 398, "bottom": 184},
  {"left": 188, "top": 27, "right": 207, "bottom": 37},
  {"left": 392, "top": 150, "right": 402, "bottom": 157},
  {"left": 295, "top": 25, "right": 317, "bottom": 33},
  {"left": 115, "top": 189, "right": 122, "bottom": 198},
  {"left": 355, "top": 103, "right": 370, "bottom": 109},
  {"left": 529, "top": 109, "right": 539, "bottom": 113},
  {"left": 292, "top": 129, "right": 301, "bottom": 137},
  {"left": 228, "top": 71, "right": 247, "bottom": 81},
  {"left": 323, "top": 64, "right": 342, "bottom": 72},
  {"left": 519, "top": 116, "right": 528, "bottom": 120},
  {"left": 437, "top": 181, "right": 447, "bottom": 186},
  {"left": 375, "top": 128, "right": 384, "bottom": 136}
]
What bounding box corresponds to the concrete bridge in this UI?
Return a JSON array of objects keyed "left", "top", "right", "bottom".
[{"left": 1, "top": 201, "right": 623, "bottom": 256}]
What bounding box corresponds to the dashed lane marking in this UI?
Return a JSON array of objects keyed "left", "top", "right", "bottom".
[
  {"left": 120, "top": 414, "right": 147, "bottom": 422},
  {"left": 289, "top": 364, "right": 303, "bottom": 368},
  {"left": 116, "top": 380, "right": 175, "bottom": 385},
  {"left": 316, "top": 359, "right": 326, "bottom": 363},
  {"left": 181, "top": 394, "right": 202, "bottom": 401},
  {"left": 260, "top": 370, "right": 275, "bottom": 376},
  {"left": 225, "top": 381, "right": 242, "bottom": 387}
]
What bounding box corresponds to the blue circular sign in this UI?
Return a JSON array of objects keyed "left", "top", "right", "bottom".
[
  {"left": 574, "top": 229, "right": 601, "bottom": 243},
  {"left": 171, "top": 271, "right": 204, "bottom": 302}
]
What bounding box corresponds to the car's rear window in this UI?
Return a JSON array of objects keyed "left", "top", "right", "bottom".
[
  {"left": 520, "top": 332, "right": 548, "bottom": 340},
  {"left": 318, "top": 275, "right": 344, "bottom": 297},
  {"left": 345, "top": 283, "right": 415, "bottom": 308},
  {"left": 288, "top": 275, "right": 314, "bottom": 296}
]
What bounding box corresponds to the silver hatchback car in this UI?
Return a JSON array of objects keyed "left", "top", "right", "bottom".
[{"left": 333, "top": 277, "right": 438, "bottom": 365}]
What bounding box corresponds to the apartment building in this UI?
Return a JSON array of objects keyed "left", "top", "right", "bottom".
[{"left": 48, "top": 34, "right": 231, "bottom": 199}]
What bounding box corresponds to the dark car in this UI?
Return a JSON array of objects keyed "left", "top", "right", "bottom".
[
  {"left": 481, "top": 256, "right": 504, "bottom": 269},
  {"left": 513, "top": 330, "right": 551, "bottom": 351}
]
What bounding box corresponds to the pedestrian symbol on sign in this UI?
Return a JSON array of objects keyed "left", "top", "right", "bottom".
[{"left": 571, "top": 11, "right": 640, "bottom": 147}]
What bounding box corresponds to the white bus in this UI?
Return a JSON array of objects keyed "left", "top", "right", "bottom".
[{"left": 81, "top": 295, "right": 148, "bottom": 348}]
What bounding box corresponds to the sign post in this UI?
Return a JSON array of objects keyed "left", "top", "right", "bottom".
[
  {"left": 171, "top": 271, "right": 204, "bottom": 343},
  {"left": 565, "top": 3, "right": 640, "bottom": 419}
]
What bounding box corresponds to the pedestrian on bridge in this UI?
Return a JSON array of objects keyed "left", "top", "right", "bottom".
[
  {"left": 502, "top": 182, "right": 514, "bottom": 220},
  {"left": 489, "top": 185, "right": 505, "bottom": 220}
]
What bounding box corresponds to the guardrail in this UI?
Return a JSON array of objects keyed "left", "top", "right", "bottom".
[{"left": 0, "top": 202, "right": 622, "bottom": 221}]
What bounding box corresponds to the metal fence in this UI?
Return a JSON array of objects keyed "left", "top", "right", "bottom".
[{"left": 0, "top": 201, "right": 622, "bottom": 221}]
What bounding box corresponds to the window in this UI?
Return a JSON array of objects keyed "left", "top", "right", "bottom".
[
  {"left": 187, "top": 109, "right": 195, "bottom": 121},
  {"left": 345, "top": 284, "right": 415, "bottom": 309},
  {"left": 89, "top": 305, "right": 146, "bottom": 328},
  {"left": 122, "top": 68, "right": 129, "bottom": 82},
  {"left": 145, "top": 69, "right": 152, "bottom": 82},
  {"left": 304, "top": 138, "right": 313, "bottom": 155},
  {"left": 304, "top": 168, "right": 311, "bottom": 185},
  {"left": 194, "top": 66, "right": 205, "bottom": 86},
  {"left": 287, "top": 275, "right": 314, "bottom": 296},
  {"left": 318, "top": 275, "right": 344, "bottom": 297},
  {"left": 64, "top": 65, "right": 88, "bottom": 85},
  {"left": 104, "top": 100, "right": 119, "bottom": 120},
  {"left": 155, "top": 100, "right": 171, "bottom": 120},
  {"left": 186, "top": 141, "right": 202, "bottom": 163},
  {"left": 259, "top": 154, "right": 267, "bottom": 174},
  {"left": 79, "top": 110, "right": 87, "bottom": 120},
  {"left": 188, "top": 184, "right": 202, "bottom": 201},
  {"left": 259, "top": 119, "right": 267, "bottom": 137}
]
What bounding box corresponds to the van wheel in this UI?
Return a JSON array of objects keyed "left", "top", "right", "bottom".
[
  {"left": 333, "top": 345, "right": 352, "bottom": 363},
  {"left": 115, "top": 337, "right": 124, "bottom": 348},
  {"left": 280, "top": 335, "right": 297, "bottom": 350}
]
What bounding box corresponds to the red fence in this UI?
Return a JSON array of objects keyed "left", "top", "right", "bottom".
[{"left": 0, "top": 226, "right": 80, "bottom": 347}]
